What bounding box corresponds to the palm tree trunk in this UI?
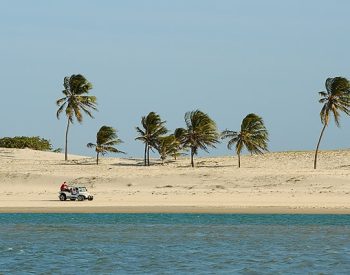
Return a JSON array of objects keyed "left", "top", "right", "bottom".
[
  {"left": 144, "top": 144, "right": 147, "bottom": 166},
  {"left": 314, "top": 124, "right": 327, "bottom": 169},
  {"left": 96, "top": 152, "right": 99, "bottom": 165},
  {"left": 191, "top": 148, "right": 194, "bottom": 168},
  {"left": 64, "top": 118, "right": 70, "bottom": 161},
  {"left": 147, "top": 146, "right": 150, "bottom": 166},
  {"left": 238, "top": 153, "right": 241, "bottom": 168}
]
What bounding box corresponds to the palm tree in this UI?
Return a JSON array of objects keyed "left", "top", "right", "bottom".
[
  {"left": 135, "top": 112, "right": 168, "bottom": 166},
  {"left": 175, "top": 110, "right": 219, "bottom": 167},
  {"left": 156, "top": 135, "right": 180, "bottom": 164},
  {"left": 171, "top": 133, "right": 184, "bottom": 160},
  {"left": 56, "top": 74, "right": 97, "bottom": 161},
  {"left": 221, "top": 113, "right": 269, "bottom": 168},
  {"left": 87, "top": 126, "right": 125, "bottom": 165},
  {"left": 314, "top": 77, "right": 350, "bottom": 169}
]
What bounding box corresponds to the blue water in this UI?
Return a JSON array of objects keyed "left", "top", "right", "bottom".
[{"left": 1, "top": 214, "right": 350, "bottom": 274}]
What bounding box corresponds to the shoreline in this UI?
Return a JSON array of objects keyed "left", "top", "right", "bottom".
[{"left": 1, "top": 206, "right": 350, "bottom": 214}]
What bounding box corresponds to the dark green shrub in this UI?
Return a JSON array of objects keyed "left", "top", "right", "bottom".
[{"left": 0, "top": 136, "right": 52, "bottom": 151}]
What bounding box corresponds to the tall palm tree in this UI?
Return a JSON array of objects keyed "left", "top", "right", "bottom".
[
  {"left": 221, "top": 113, "right": 268, "bottom": 168},
  {"left": 56, "top": 74, "right": 97, "bottom": 161},
  {"left": 314, "top": 77, "right": 350, "bottom": 169},
  {"left": 175, "top": 110, "right": 219, "bottom": 167},
  {"left": 135, "top": 112, "right": 168, "bottom": 166},
  {"left": 87, "top": 126, "right": 125, "bottom": 165}
]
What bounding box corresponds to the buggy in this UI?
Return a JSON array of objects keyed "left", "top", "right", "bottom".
[{"left": 59, "top": 186, "right": 94, "bottom": 201}]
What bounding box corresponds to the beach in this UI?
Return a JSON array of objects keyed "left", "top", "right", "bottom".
[{"left": 1, "top": 148, "right": 350, "bottom": 214}]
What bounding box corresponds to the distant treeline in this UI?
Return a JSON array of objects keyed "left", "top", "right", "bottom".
[{"left": 0, "top": 136, "right": 52, "bottom": 151}]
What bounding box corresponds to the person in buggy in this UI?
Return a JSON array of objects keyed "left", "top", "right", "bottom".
[
  {"left": 71, "top": 187, "right": 78, "bottom": 195},
  {"left": 60, "top": 181, "right": 70, "bottom": 192}
]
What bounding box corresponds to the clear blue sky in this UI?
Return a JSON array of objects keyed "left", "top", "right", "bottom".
[{"left": 1, "top": 0, "right": 350, "bottom": 158}]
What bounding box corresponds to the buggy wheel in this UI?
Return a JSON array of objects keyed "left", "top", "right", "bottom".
[
  {"left": 59, "top": 194, "right": 66, "bottom": 201},
  {"left": 77, "top": 195, "right": 85, "bottom": 201}
]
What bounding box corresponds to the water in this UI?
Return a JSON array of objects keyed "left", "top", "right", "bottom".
[{"left": 1, "top": 214, "right": 350, "bottom": 274}]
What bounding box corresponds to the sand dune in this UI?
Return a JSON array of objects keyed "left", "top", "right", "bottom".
[{"left": 1, "top": 148, "right": 350, "bottom": 213}]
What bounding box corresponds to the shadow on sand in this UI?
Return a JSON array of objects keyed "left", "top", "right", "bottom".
[{"left": 52, "top": 157, "right": 233, "bottom": 169}]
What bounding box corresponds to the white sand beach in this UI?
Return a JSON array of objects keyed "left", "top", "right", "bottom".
[{"left": 1, "top": 148, "right": 350, "bottom": 213}]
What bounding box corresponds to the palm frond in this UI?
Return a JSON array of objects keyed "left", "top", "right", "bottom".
[
  {"left": 56, "top": 102, "right": 67, "bottom": 119},
  {"left": 56, "top": 97, "right": 67, "bottom": 106},
  {"left": 221, "top": 130, "right": 238, "bottom": 140}
]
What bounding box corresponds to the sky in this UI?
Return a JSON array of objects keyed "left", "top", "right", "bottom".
[{"left": 1, "top": 0, "right": 350, "bottom": 158}]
